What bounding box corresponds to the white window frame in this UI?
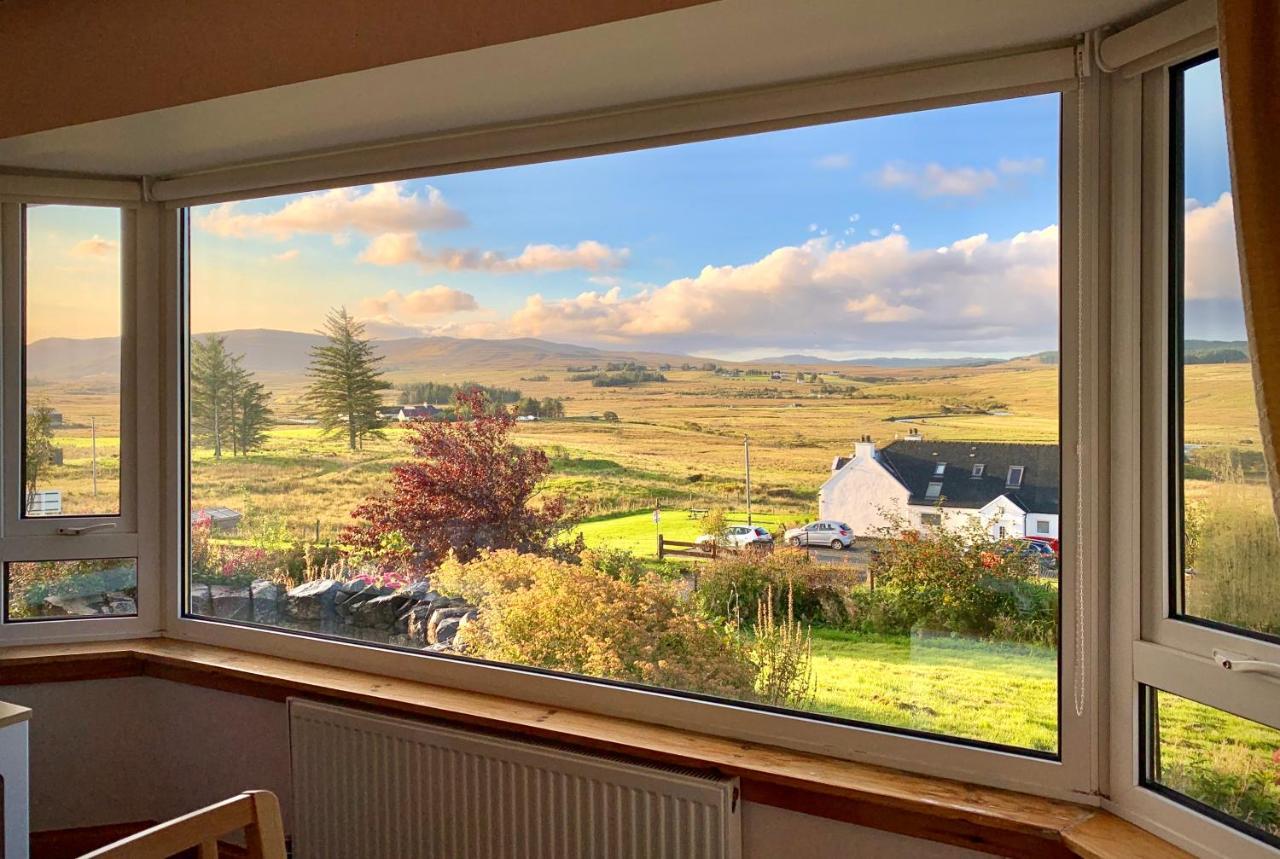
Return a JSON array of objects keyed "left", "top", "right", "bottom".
[
  {"left": 972, "top": 463, "right": 985, "bottom": 478},
  {"left": 0, "top": 177, "right": 162, "bottom": 645},
  {"left": 151, "top": 44, "right": 1104, "bottom": 803},
  {"left": 1006, "top": 465, "right": 1025, "bottom": 488},
  {"left": 1106, "top": 28, "right": 1280, "bottom": 858}
]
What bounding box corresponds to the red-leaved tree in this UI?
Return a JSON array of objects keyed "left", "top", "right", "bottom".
[{"left": 343, "top": 390, "right": 578, "bottom": 575}]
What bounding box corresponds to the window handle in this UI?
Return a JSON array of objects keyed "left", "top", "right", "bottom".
[
  {"left": 1214, "top": 649, "right": 1280, "bottom": 679},
  {"left": 56, "top": 523, "right": 116, "bottom": 536}
]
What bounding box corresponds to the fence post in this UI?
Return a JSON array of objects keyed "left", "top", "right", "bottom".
[{"left": 658, "top": 534, "right": 665, "bottom": 560}]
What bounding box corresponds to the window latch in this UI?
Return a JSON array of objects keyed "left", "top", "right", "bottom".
[
  {"left": 1213, "top": 649, "right": 1280, "bottom": 679},
  {"left": 56, "top": 523, "right": 116, "bottom": 536}
]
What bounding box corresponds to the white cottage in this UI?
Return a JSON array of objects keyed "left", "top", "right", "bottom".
[{"left": 818, "top": 435, "right": 1060, "bottom": 541}]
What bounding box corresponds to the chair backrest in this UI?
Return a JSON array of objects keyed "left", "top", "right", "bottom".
[{"left": 78, "top": 790, "right": 285, "bottom": 859}]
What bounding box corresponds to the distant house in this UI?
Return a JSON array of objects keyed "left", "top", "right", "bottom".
[
  {"left": 818, "top": 434, "right": 1060, "bottom": 540},
  {"left": 396, "top": 404, "right": 441, "bottom": 422},
  {"left": 375, "top": 406, "right": 402, "bottom": 421},
  {"left": 28, "top": 408, "right": 63, "bottom": 426}
]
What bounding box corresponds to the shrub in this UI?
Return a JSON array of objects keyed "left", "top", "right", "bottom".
[
  {"left": 853, "top": 517, "right": 1058, "bottom": 644},
  {"left": 440, "top": 551, "right": 759, "bottom": 700},
  {"left": 1162, "top": 744, "right": 1280, "bottom": 838},
  {"left": 697, "top": 548, "right": 854, "bottom": 628},
  {"left": 6, "top": 559, "right": 137, "bottom": 618}
]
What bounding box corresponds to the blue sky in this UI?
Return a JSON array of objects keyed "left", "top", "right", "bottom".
[{"left": 185, "top": 93, "right": 1070, "bottom": 360}]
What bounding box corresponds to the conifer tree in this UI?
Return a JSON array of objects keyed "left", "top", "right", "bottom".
[
  {"left": 190, "top": 334, "right": 238, "bottom": 458},
  {"left": 304, "top": 307, "right": 390, "bottom": 450}
]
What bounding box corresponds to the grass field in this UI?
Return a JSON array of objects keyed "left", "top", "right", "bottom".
[
  {"left": 23, "top": 353, "right": 1275, "bottom": 767},
  {"left": 809, "top": 630, "right": 1058, "bottom": 751}
]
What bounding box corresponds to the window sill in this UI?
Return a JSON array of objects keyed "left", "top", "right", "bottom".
[{"left": 0, "top": 638, "right": 1187, "bottom": 858}]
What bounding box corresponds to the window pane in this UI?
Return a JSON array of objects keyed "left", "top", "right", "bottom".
[
  {"left": 24, "top": 205, "right": 123, "bottom": 517},
  {"left": 5, "top": 558, "right": 138, "bottom": 621},
  {"left": 1147, "top": 688, "right": 1280, "bottom": 847},
  {"left": 1174, "top": 56, "right": 1280, "bottom": 639},
  {"left": 188, "top": 94, "right": 1060, "bottom": 752}
]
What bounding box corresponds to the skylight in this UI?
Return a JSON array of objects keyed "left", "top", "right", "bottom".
[
  {"left": 972, "top": 463, "right": 985, "bottom": 478},
  {"left": 1006, "top": 465, "right": 1024, "bottom": 488},
  {"left": 925, "top": 481, "right": 943, "bottom": 499}
]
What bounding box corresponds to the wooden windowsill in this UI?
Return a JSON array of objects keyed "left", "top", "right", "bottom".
[{"left": 0, "top": 638, "right": 1188, "bottom": 858}]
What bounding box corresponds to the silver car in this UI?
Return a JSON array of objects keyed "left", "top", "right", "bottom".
[
  {"left": 696, "top": 525, "right": 775, "bottom": 551},
  {"left": 784, "top": 520, "right": 854, "bottom": 550}
]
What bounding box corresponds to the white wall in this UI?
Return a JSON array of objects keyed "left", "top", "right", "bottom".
[
  {"left": 4, "top": 678, "right": 985, "bottom": 857},
  {"left": 819, "top": 448, "right": 910, "bottom": 537}
]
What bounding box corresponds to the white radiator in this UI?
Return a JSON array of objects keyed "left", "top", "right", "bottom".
[{"left": 288, "top": 699, "right": 742, "bottom": 859}]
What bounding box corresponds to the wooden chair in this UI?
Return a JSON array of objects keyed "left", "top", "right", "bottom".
[{"left": 78, "top": 791, "right": 285, "bottom": 859}]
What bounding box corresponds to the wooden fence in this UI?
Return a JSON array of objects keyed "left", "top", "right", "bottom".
[{"left": 656, "top": 536, "right": 769, "bottom": 561}]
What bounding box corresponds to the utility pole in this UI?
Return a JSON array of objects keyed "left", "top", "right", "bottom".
[
  {"left": 90, "top": 416, "right": 98, "bottom": 498},
  {"left": 743, "top": 435, "right": 752, "bottom": 525}
]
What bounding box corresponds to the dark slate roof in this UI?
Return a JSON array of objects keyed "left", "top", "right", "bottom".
[
  {"left": 833, "top": 456, "right": 851, "bottom": 471},
  {"left": 878, "top": 440, "right": 1060, "bottom": 514}
]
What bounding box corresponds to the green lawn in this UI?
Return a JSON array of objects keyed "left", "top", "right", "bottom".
[
  {"left": 808, "top": 629, "right": 1059, "bottom": 752},
  {"left": 573, "top": 508, "right": 793, "bottom": 557}
]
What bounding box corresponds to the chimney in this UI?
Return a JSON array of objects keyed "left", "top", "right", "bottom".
[
  {"left": 854, "top": 434, "right": 877, "bottom": 459},
  {"left": 902, "top": 427, "right": 924, "bottom": 442}
]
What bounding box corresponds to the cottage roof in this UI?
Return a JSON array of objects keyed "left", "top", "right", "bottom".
[{"left": 878, "top": 440, "right": 1060, "bottom": 515}]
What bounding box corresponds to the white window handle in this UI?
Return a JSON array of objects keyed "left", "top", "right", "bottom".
[
  {"left": 56, "top": 523, "right": 116, "bottom": 536},
  {"left": 1214, "top": 649, "right": 1280, "bottom": 679}
]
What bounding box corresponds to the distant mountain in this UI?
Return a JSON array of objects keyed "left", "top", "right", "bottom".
[
  {"left": 749, "top": 353, "right": 1002, "bottom": 369},
  {"left": 25, "top": 329, "right": 697, "bottom": 383}
]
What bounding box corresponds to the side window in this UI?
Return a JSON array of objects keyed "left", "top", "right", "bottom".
[{"left": 1, "top": 201, "right": 140, "bottom": 630}]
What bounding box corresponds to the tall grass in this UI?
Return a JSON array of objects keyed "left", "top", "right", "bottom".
[{"left": 1185, "top": 460, "right": 1280, "bottom": 635}]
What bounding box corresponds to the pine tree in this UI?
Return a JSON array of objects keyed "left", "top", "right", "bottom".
[
  {"left": 304, "top": 307, "right": 390, "bottom": 450},
  {"left": 229, "top": 374, "right": 273, "bottom": 456},
  {"left": 190, "top": 334, "right": 239, "bottom": 458}
]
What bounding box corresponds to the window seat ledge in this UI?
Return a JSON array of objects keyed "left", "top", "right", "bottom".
[{"left": 0, "top": 638, "right": 1190, "bottom": 859}]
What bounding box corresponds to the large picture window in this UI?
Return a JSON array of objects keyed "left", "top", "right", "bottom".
[{"left": 185, "top": 95, "right": 1063, "bottom": 753}]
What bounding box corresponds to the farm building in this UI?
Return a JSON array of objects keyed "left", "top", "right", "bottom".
[
  {"left": 819, "top": 435, "right": 1060, "bottom": 540},
  {"left": 396, "top": 404, "right": 441, "bottom": 421}
]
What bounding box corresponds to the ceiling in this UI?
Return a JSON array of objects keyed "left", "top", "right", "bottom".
[{"left": 0, "top": 0, "right": 1167, "bottom": 179}]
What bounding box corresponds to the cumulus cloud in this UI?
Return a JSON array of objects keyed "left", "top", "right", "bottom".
[
  {"left": 359, "top": 285, "right": 479, "bottom": 319},
  {"left": 503, "top": 227, "right": 1060, "bottom": 354},
  {"left": 70, "top": 235, "right": 119, "bottom": 258},
  {"left": 814, "top": 153, "right": 852, "bottom": 170},
  {"left": 874, "top": 157, "right": 1046, "bottom": 198},
  {"left": 997, "top": 157, "right": 1046, "bottom": 175},
  {"left": 359, "top": 233, "right": 628, "bottom": 273},
  {"left": 197, "top": 182, "right": 467, "bottom": 241},
  {"left": 1184, "top": 193, "right": 1242, "bottom": 301},
  {"left": 875, "top": 162, "right": 999, "bottom": 197}
]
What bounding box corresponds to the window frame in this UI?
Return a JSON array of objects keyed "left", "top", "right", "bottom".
[
  {"left": 150, "top": 45, "right": 1102, "bottom": 803},
  {"left": 1106, "top": 39, "right": 1280, "bottom": 859},
  {"left": 0, "top": 180, "right": 163, "bottom": 645}
]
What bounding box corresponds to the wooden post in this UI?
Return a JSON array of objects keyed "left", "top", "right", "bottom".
[{"left": 658, "top": 534, "right": 665, "bottom": 561}]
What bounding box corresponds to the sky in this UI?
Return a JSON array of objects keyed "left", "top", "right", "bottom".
[{"left": 25, "top": 78, "right": 1244, "bottom": 358}]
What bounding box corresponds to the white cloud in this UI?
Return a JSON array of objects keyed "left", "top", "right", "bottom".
[
  {"left": 503, "top": 226, "right": 1060, "bottom": 354},
  {"left": 1184, "top": 193, "right": 1241, "bottom": 301},
  {"left": 70, "top": 235, "right": 119, "bottom": 258},
  {"left": 197, "top": 182, "right": 467, "bottom": 241},
  {"left": 875, "top": 162, "right": 999, "bottom": 197},
  {"left": 814, "top": 153, "right": 852, "bottom": 170},
  {"left": 272, "top": 249, "right": 300, "bottom": 262},
  {"left": 870, "top": 228, "right": 882, "bottom": 237},
  {"left": 997, "top": 157, "right": 1046, "bottom": 175},
  {"left": 359, "top": 285, "right": 479, "bottom": 319},
  {"left": 359, "top": 233, "right": 628, "bottom": 273}
]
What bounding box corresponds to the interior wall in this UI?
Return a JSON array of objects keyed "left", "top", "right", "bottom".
[
  {"left": 0, "top": 0, "right": 714, "bottom": 140},
  {"left": 3, "top": 678, "right": 987, "bottom": 857}
]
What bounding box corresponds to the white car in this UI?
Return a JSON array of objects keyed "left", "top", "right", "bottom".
[
  {"left": 695, "top": 525, "right": 774, "bottom": 551},
  {"left": 784, "top": 520, "right": 854, "bottom": 550}
]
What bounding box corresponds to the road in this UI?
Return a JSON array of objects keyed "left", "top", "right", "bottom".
[{"left": 803, "top": 542, "right": 872, "bottom": 570}]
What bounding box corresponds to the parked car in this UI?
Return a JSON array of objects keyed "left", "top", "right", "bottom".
[
  {"left": 784, "top": 520, "right": 854, "bottom": 550},
  {"left": 695, "top": 525, "right": 774, "bottom": 551}
]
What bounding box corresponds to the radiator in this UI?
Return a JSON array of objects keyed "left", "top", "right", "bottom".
[{"left": 288, "top": 699, "right": 742, "bottom": 859}]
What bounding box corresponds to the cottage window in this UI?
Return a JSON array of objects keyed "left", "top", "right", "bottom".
[
  {"left": 1036, "top": 519, "right": 1051, "bottom": 535},
  {"left": 1005, "top": 465, "right": 1024, "bottom": 488},
  {"left": 933, "top": 462, "right": 946, "bottom": 476},
  {"left": 924, "top": 481, "right": 943, "bottom": 500},
  {"left": 971, "top": 463, "right": 984, "bottom": 478},
  {"left": 919, "top": 513, "right": 942, "bottom": 528}
]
